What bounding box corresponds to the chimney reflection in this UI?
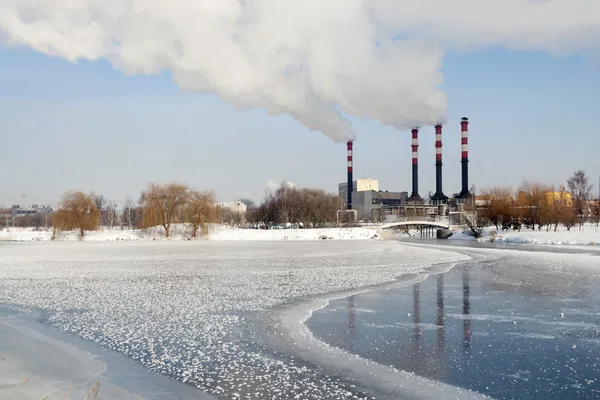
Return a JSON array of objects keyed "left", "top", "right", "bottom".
[
  {"left": 463, "top": 267, "right": 471, "bottom": 352},
  {"left": 348, "top": 295, "right": 356, "bottom": 330},
  {"left": 436, "top": 274, "right": 445, "bottom": 353},
  {"left": 413, "top": 283, "right": 421, "bottom": 349}
]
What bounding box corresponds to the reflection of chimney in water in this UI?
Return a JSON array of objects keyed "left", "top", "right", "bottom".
[
  {"left": 413, "top": 283, "right": 421, "bottom": 349},
  {"left": 348, "top": 295, "right": 356, "bottom": 330},
  {"left": 463, "top": 268, "right": 471, "bottom": 352},
  {"left": 436, "top": 274, "right": 445, "bottom": 353}
]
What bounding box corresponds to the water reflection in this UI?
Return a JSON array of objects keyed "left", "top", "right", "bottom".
[
  {"left": 412, "top": 283, "right": 421, "bottom": 350},
  {"left": 308, "top": 262, "right": 600, "bottom": 399},
  {"left": 463, "top": 268, "right": 471, "bottom": 353},
  {"left": 436, "top": 274, "right": 445, "bottom": 355}
]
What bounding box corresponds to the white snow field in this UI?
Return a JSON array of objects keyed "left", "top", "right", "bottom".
[
  {"left": 0, "top": 226, "right": 381, "bottom": 242},
  {"left": 450, "top": 225, "right": 600, "bottom": 246},
  {"left": 0, "top": 241, "right": 481, "bottom": 399}
]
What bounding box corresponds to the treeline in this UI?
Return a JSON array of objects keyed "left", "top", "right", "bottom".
[
  {"left": 52, "top": 183, "right": 219, "bottom": 238},
  {"left": 248, "top": 184, "right": 344, "bottom": 229},
  {"left": 478, "top": 170, "right": 599, "bottom": 232},
  {"left": 33, "top": 181, "right": 344, "bottom": 239}
]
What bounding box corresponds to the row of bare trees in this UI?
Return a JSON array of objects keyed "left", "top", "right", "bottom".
[
  {"left": 480, "top": 183, "right": 579, "bottom": 232},
  {"left": 462, "top": 170, "right": 597, "bottom": 238},
  {"left": 52, "top": 183, "right": 220, "bottom": 238},
  {"left": 478, "top": 175, "right": 599, "bottom": 233},
  {"left": 248, "top": 183, "right": 344, "bottom": 229}
]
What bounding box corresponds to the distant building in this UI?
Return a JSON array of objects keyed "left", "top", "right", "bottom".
[
  {"left": 516, "top": 189, "right": 573, "bottom": 207},
  {"left": 338, "top": 178, "right": 379, "bottom": 206},
  {"left": 217, "top": 201, "right": 247, "bottom": 214},
  {"left": 353, "top": 190, "right": 408, "bottom": 220},
  {"left": 0, "top": 205, "right": 53, "bottom": 225}
]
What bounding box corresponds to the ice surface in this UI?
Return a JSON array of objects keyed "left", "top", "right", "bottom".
[
  {"left": 306, "top": 249, "right": 600, "bottom": 400},
  {"left": 0, "top": 240, "right": 470, "bottom": 399}
]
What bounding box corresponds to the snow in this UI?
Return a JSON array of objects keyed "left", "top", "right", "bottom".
[
  {"left": 0, "top": 240, "right": 469, "bottom": 399},
  {"left": 449, "top": 225, "right": 600, "bottom": 246},
  {"left": 0, "top": 225, "right": 382, "bottom": 242}
]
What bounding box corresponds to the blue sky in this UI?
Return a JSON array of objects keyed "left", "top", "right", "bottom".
[{"left": 0, "top": 48, "right": 599, "bottom": 206}]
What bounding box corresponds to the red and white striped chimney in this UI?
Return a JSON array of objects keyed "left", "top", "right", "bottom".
[
  {"left": 435, "top": 123, "right": 443, "bottom": 164},
  {"left": 347, "top": 141, "right": 353, "bottom": 209},
  {"left": 431, "top": 123, "right": 447, "bottom": 203},
  {"left": 412, "top": 128, "right": 419, "bottom": 166},
  {"left": 459, "top": 117, "right": 471, "bottom": 198},
  {"left": 408, "top": 128, "right": 421, "bottom": 202}
]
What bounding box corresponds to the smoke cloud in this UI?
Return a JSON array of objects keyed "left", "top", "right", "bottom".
[{"left": 0, "top": 1, "right": 597, "bottom": 142}]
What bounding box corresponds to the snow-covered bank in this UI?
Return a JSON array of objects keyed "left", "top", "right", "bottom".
[
  {"left": 0, "top": 314, "right": 212, "bottom": 400},
  {"left": 450, "top": 226, "right": 600, "bottom": 246},
  {"left": 0, "top": 241, "right": 467, "bottom": 399},
  {"left": 0, "top": 226, "right": 381, "bottom": 242}
]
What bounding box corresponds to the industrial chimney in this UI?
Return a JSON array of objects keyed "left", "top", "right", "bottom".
[
  {"left": 347, "top": 141, "right": 353, "bottom": 209},
  {"left": 407, "top": 127, "right": 423, "bottom": 203},
  {"left": 457, "top": 117, "right": 472, "bottom": 199},
  {"left": 431, "top": 124, "right": 448, "bottom": 204}
]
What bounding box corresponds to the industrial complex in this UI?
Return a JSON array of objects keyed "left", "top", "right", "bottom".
[{"left": 340, "top": 118, "right": 472, "bottom": 221}]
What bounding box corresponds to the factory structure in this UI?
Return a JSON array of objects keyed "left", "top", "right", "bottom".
[{"left": 339, "top": 118, "right": 472, "bottom": 221}]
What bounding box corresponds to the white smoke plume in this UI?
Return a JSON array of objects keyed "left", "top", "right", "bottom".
[{"left": 0, "top": 1, "right": 597, "bottom": 141}]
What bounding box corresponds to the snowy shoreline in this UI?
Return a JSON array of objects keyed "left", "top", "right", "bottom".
[
  {"left": 449, "top": 225, "right": 600, "bottom": 246},
  {"left": 0, "top": 312, "right": 213, "bottom": 400},
  {"left": 0, "top": 225, "right": 382, "bottom": 242}
]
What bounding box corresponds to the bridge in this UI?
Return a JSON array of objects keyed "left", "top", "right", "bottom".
[
  {"left": 380, "top": 220, "right": 450, "bottom": 230},
  {"left": 376, "top": 216, "right": 453, "bottom": 239}
]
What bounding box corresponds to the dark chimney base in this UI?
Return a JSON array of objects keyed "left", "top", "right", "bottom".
[
  {"left": 431, "top": 192, "right": 449, "bottom": 205},
  {"left": 407, "top": 194, "right": 424, "bottom": 204},
  {"left": 455, "top": 159, "right": 471, "bottom": 201},
  {"left": 431, "top": 161, "right": 448, "bottom": 205}
]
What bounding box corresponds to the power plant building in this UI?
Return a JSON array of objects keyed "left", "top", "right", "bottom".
[
  {"left": 338, "top": 178, "right": 379, "bottom": 206},
  {"left": 339, "top": 178, "right": 407, "bottom": 219}
]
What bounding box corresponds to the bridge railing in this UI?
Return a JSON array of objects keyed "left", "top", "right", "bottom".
[{"left": 384, "top": 215, "right": 450, "bottom": 224}]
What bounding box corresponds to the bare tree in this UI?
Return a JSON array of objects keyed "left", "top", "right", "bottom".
[
  {"left": 183, "top": 190, "right": 218, "bottom": 238},
  {"left": 53, "top": 191, "right": 100, "bottom": 239},
  {"left": 567, "top": 170, "right": 592, "bottom": 226},
  {"left": 94, "top": 195, "right": 106, "bottom": 214},
  {"left": 123, "top": 197, "right": 134, "bottom": 230},
  {"left": 480, "top": 186, "right": 513, "bottom": 229},
  {"left": 591, "top": 199, "right": 600, "bottom": 227},
  {"left": 548, "top": 186, "right": 570, "bottom": 232},
  {"left": 518, "top": 181, "right": 553, "bottom": 231},
  {"left": 461, "top": 202, "right": 485, "bottom": 239},
  {"left": 140, "top": 183, "right": 189, "bottom": 238},
  {"left": 221, "top": 207, "right": 241, "bottom": 227},
  {"left": 105, "top": 201, "right": 118, "bottom": 230}
]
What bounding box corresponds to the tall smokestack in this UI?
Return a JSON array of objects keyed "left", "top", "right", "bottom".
[
  {"left": 431, "top": 124, "right": 448, "bottom": 204},
  {"left": 347, "top": 141, "right": 353, "bottom": 209},
  {"left": 408, "top": 128, "right": 422, "bottom": 203},
  {"left": 458, "top": 117, "right": 472, "bottom": 199}
]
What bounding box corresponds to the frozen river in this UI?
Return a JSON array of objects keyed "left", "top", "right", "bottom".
[
  {"left": 309, "top": 243, "right": 600, "bottom": 399},
  {"left": 0, "top": 240, "right": 598, "bottom": 399}
]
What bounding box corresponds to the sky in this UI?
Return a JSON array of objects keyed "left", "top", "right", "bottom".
[{"left": 1, "top": 3, "right": 599, "bottom": 207}]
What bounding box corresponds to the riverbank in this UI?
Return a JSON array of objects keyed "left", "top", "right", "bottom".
[
  {"left": 449, "top": 225, "right": 600, "bottom": 246},
  {"left": 0, "top": 225, "right": 382, "bottom": 242},
  {"left": 0, "top": 312, "right": 211, "bottom": 400}
]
